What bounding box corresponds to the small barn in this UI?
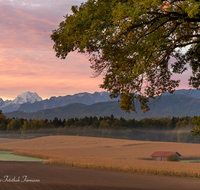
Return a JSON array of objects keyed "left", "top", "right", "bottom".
[{"left": 151, "top": 151, "right": 181, "bottom": 161}]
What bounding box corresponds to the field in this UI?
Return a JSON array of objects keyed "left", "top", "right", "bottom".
[
  {"left": 0, "top": 151, "right": 45, "bottom": 162},
  {"left": 1, "top": 161, "right": 200, "bottom": 190},
  {"left": 0, "top": 136, "right": 200, "bottom": 178}
]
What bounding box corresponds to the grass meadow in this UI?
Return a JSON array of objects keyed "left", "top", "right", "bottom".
[
  {"left": 0, "top": 150, "right": 45, "bottom": 162},
  {"left": 0, "top": 136, "right": 200, "bottom": 178}
]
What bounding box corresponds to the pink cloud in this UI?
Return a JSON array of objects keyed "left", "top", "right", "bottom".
[
  {"left": 0, "top": 0, "right": 103, "bottom": 100},
  {"left": 0, "top": 0, "right": 86, "bottom": 51},
  {"left": 0, "top": 50, "right": 104, "bottom": 99},
  {"left": 0, "top": 0, "right": 192, "bottom": 101}
]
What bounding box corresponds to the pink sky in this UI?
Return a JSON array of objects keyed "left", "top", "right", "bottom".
[
  {"left": 0, "top": 0, "right": 104, "bottom": 100},
  {"left": 0, "top": 0, "right": 191, "bottom": 100}
]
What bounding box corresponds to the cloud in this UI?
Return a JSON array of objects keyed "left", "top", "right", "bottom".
[
  {"left": 0, "top": 0, "right": 191, "bottom": 101},
  {"left": 0, "top": 49, "right": 104, "bottom": 100},
  {"left": 0, "top": 0, "right": 86, "bottom": 51},
  {"left": 0, "top": 0, "right": 104, "bottom": 100}
]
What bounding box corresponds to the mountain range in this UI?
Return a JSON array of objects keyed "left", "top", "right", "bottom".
[
  {"left": 17, "top": 91, "right": 119, "bottom": 113},
  {"left": 4, "top": 93, "right": 200, "bottom": 120},
  {"left": 2, "top": 89, "right": 200, "bottom": 120},
  {"left": 0, "top": 91, "right": 118, "bottom": 113}
]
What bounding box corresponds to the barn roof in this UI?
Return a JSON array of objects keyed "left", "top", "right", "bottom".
[{"left": 151, "top": 151, "right": 181, "bottom": 157}]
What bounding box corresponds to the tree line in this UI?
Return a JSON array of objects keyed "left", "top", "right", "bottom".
[{"left": 1, "top": 110, "right": 200, "bottom": 143}]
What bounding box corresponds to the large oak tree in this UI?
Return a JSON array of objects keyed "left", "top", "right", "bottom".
[{"left": 51, "top": 0, "right": 200, "bottom": 113}]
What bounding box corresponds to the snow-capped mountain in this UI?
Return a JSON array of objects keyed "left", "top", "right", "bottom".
[
  {"left": 0, "top": 91, "right": 42, "bottom": 113},
  {"left": 12, "top": 91, "right": 42, "bottom": 104},
  {"left": 17, "top": 91, "right": 119, "bottom": 113},
  {"left": 0, "top": 91, "right": 119, "bottom": 113}
]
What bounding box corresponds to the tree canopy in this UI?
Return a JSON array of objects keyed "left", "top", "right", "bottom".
[{"left": 51, "top": 0, "right": 200, "bottom": 113}]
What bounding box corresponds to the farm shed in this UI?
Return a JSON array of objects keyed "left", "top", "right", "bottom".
[{"left": 151, "top": 151, "right": 181, "bottom": 161}]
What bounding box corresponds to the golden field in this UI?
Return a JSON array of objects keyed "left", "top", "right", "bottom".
[{"left": 0, "top": 136, "right": 200, "bottom": 177}]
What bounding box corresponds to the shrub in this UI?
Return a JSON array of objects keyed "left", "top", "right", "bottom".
[{"left": 167, "top": 154, "right": 179, "bottom": 161}]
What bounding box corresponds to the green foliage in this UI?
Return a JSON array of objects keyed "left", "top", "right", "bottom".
[
  {"left": 51, "top": 0, "right": 200, "bottom": 113},
  {"left": 167, "top": 154, "right": 180, "bottom": 162},
  {"left": 99, "top": 120, "right": 111, "bottom": 129},
  {"left": 191, "top": 116, "right": 200, "bottom": 136},
  {"left": 0, "top": 122, "right": 7, "bottom": 130},
  {"left": 7, "top": 119, "right": 22, "bottom": 130},
  {"left": 1, "top": 115, "right": 200, "bottom": 142},
  {"left": 21, "top": 120, "right": 47, "bottom": 130},
  {"left": 65, "top": 118, "right": 75, "bottom": 127},
  {"left": 91, "top": 120, "right": 100, "bottom": 128}
]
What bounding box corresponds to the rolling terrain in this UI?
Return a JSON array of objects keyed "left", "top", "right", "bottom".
[
  {"left": 5, "top": 94, "right": 200, "bottom": 120},
  {"left": 0, "top": 135, "right": 200, "bottom": 178}
]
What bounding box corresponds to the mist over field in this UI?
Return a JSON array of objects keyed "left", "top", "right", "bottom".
[{"left": 0, "top": 127, "right": 198, "bottom": 143}]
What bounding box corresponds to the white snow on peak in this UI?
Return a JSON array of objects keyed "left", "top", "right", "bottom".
[
  {"left": 11, "top": 91, "right": 43, "bottom": 105},
  {"left": 99, "top": 91, "right": 107, "bottom": 96},
  {"left": 77, "top": 94, "right": 85, "bottom": 97}
]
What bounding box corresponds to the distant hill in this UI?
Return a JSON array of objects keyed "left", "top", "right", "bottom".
[
  {"left": 5, "top": 94, "right": 200, "bottom": 120},
  {"left": 162, "top": 89, "right": 200, "bottom": 98},
  {"left": 0, "top": 91, "right": 119, "bottom": 113},
  {"left": 16, "top": 91, "right": 118, "bottom": 113},
  {"left": 2, "top": 89, "right": 200, "bottom": 114}
]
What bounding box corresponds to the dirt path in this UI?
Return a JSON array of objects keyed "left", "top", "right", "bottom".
[{"left": 0, "top": 161, "right": 199, "bottom": 190}]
